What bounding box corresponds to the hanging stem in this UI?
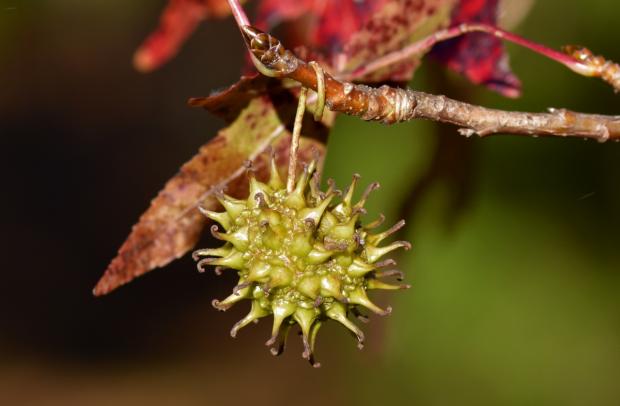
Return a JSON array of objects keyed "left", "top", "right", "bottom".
[
  {"left": 287, "top": 87, "right": 308, "bottom": 192},
  {"left": 309, "top": 61, "right": 326, "bottom": 121}
]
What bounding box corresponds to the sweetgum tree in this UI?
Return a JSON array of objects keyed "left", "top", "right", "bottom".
[{"left": 93, "top": 0, "right": 619, "bottom": 366}]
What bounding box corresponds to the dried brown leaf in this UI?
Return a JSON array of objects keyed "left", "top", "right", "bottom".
[
  {"left": 188, "top": 74, "right": 277, "bottom": 122},
  {"left": 94, "top": 94, "right": 326, "bottom": 296}
]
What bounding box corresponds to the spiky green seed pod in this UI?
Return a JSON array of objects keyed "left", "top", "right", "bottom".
[{"left": 193, "top": 156, "right": 411, "bottom": 367}]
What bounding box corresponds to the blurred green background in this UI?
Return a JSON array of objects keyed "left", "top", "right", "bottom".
[{"left": 1, "top": 1, "right": 619, "bottom": 405}]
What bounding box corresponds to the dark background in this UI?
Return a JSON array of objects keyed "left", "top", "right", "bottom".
[{"left": 1, "top": 1, "right": 619, "bottom": 405}]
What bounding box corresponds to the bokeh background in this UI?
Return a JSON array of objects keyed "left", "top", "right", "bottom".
[{"left": 1, "top": 1, "right": 619, "bottom": 405}]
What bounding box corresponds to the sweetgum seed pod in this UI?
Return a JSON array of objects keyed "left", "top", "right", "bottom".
[{"left": 193, "top": 155, "right": 410, "bottom": 367}]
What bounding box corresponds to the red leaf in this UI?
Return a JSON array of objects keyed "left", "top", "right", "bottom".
[
  {"left": 133, "top": 0, "right": 235, "bottom": 72},
  {"left": 136, "top": 0, "right": 521, "bottom": 94},
  {"left": 341, "top": 0, "right": 455, "bottom": 82},
  {"left": 430, "top": 0, "right": 522, "bottom": 97},
  {"left": 255, "top": 0, "right": 389, "bottom": 55},
  {"left": 254, "top": 0, "right": 522, "bottom": 91}
]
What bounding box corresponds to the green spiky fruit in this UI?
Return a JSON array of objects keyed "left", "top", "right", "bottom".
[{"left": 193, "top": 156, "right": 411, "bottom": 367}]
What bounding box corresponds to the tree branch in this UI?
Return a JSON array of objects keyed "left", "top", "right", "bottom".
[{"left": 241, "top": 26, "right": 620, "bottom": 142}]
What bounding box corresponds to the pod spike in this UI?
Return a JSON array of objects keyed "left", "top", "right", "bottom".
[
  {"left": 348, "top": 288, "right": 392, "bottom": 316},
  {"left": 192, "top": 246, "right": 231, "bottom": 261},
  {"left": 332, "top": 174, "right": 360, "bottom": 218},
  {"left": 364, "top": 241, "right": 412, "bottom": 264},
  {"left": 267, "top": 302, "right": 296, "bottom": 345},
  {"left": 268, "top": 149, "right": 284, "bottom": 190},
  {"left": 212, "top": 284, "right": 252, "bottom": 311},
  {"left": 211, "top": 225, "right": 249, "bottom": 251},
  {"left": 326, "top": 302, "right": 365, "bottom": 349},
  {"left": 364, "top": 213, "right": 385, "bottom": 230},
  {"left": 198, "top": 206, "right": 232, "bottom": 230},
  {"left": 293, "top": 307, "right": 319, "bottom": 360},
  {"left": 355, "top": 181, "right": 380, "bottom": 210},
  {"left": 366, "top": 220, "right": 406, "bottom": 246},
  {"left": 204, "top": 250, "right": 245, "bottom": 270},
  {"left": 367, "top": 279, "right": 410, "bottom": 290},
  {"left": 230, "top": 300, "right": 269, "bottom": 338},
  {"left": 248, "top": 177, "right": 273, "bottom": 209},
  {"left": 216, "top": 192, "right": 246, "bottom": 219},
  {"left": 269, "top": 322, "right": 293, "bottom": 356},
  {"left": 298, "top": 193, "right": 334, "bottom": 225},
  {"left": 308, "top": 321, "right": 323, "bottom": 368}
]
